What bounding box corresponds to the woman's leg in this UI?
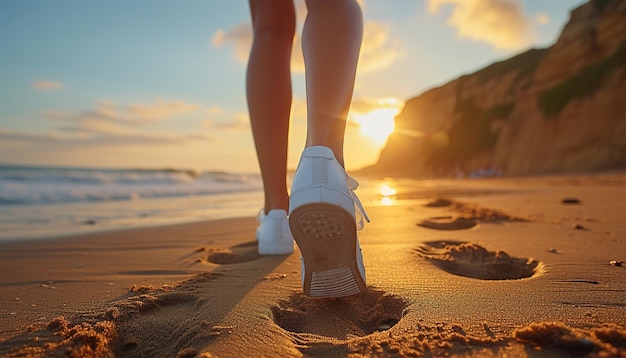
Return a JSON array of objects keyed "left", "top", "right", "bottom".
[
  {"left": 302, "top": 0, "right": 363, "bottom": 167},
  {"left": 246, "top": 0, "right": 296, "bottom": 214},
  {"left": 288, "top": 0, "right": 367, "bottom": 297}
]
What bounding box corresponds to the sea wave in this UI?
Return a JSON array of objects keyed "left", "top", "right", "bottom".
[{"left": 0, "top": 165, "right": 263, "bottom": 205}]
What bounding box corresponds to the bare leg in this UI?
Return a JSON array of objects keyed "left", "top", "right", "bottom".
[
  {"left": 302, "top": 0, "right": 363, "bottom": 167},
  {"left": 246, "top": 0, "right": 295, "bottom": 214}
]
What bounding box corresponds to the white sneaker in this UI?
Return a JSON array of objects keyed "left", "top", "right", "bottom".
[
  {"left": 289, "top": 146, "right": 369, "bottom": 298},
  {"left": 256, "top": 209, "right": 294, "bottom": 255}
]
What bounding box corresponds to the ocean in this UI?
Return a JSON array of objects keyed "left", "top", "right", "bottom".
[{"left": 0, "top": 165, "right": 265, "bottom": 241}]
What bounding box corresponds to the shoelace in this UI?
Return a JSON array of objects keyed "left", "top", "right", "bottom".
[
  {"left": 256, "top": 208, "right": 265, "bottom": 224},
  {"left": 347, "top": 175, "right": 370, "bottom": 231}
]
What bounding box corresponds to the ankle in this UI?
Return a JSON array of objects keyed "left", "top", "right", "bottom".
[
  {"left": 303, "top": 145, "right": 345, "bottom": 167},
  {"left": 264, "top": 201, "right": 289, "bottom": 215}
]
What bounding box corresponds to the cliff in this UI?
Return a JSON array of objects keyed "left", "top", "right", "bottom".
[{"left": 364, "top": 0, "right": 625, "bottom": 177}]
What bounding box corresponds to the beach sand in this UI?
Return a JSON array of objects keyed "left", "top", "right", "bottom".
[{"left": 1, "top": 173, "right": 625, "bottom": 357}]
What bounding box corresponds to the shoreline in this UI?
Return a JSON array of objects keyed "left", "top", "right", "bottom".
[
  {"left": 0, "top": 189, "right": 265, "bottom": 242},
  {"left": 3, "top": 170, "right": 623, "bottom": 242},
  {"left": 1, "top": 173, "right": 625, "bottom": 356}
]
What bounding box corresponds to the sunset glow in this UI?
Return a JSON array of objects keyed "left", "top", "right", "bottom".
[
  {"left": 0, "top": 1, "right": 578, "bottom": 172},
  {"left": 354, "top": 108, "right": 397, "bottom": 145}
]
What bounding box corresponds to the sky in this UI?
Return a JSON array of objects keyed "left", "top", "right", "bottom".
[{"left": 0, "top": 0, "right": 586, "bottom": 173}]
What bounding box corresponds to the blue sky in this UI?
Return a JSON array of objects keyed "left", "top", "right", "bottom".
[{"left": 0, "top": 0, "right": 586, "bottom": 172}]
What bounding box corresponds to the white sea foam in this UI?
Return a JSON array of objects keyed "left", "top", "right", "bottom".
[
  {"left": 0, "top": 165, "right": 262, "bottom": 205},
  {"left": 0, "top": 165, "right": 264, "bottom": 240}
]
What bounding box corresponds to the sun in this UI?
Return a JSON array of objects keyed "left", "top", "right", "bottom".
[{"left": 354, "top": 108, "right": 397, "bottom": 144}]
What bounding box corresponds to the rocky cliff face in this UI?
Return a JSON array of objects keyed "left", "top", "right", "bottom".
[{"left": 365, "top": 0, "right": 625, "bottom": 177}]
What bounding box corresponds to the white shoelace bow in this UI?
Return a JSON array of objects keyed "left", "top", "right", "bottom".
[{"left": 347, "top": 175, "right": 370, "bottom": 231}]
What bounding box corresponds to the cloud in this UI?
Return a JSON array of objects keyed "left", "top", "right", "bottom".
[
  {"left": 0, "top": 96, "right": 219, "bottom": 169},
  {"left": 428, "top": 0, "right": 532, "bottom": 50},
  {"left": 32, "top": 80, "right": 64, "bottom": 91},
  {"left": 206, "top": 112, "right": 250, "bottom": 131},
  {"left": 291, "top": 20, "right": 404, "bottom": 74},
  {"left": 535, "top": 13, "right": 549, "bottom": 25},
  {"left": 211, "top": 23, "right": 252, "bottom": 62},
  {"left": 0, "top": 129, "right": 198, "bottom": 146},
  {"left": 185, "top": 133, "right": 214, "bottom": 141},
  {"left": 43, "top": 99, "right": 201, "bottom": 135},
  {"left": 0, "top": 130, "right": 63, "bottom": 143},
  {"left": 126, "top": 100, "right": 199, "bottom": 121},
  {"left": 40, "top": 110, "right": 67, "bottom": 120},
  {"left": 358, "top": 22, "right": 405, "bottom": 74},
  {"left": 212, "top": 7, "right": 403, "bottom": 74},
  {"left": 207, "top": 106, "right": 222, "bottom": 115}
]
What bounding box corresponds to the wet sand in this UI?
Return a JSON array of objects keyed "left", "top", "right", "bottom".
[{"left": 1, "top": 173, "right": 625, "bottom": 357}]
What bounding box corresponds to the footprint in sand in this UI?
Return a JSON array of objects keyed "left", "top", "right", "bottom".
[
  {"left": 202, "top": 241, "right": 261, "bottom": 265},
  {"left": 418, "top": 216, "right": 478, "bottom": 230},
  {"left": 417, "top": 241, "right": 541, "bottom": 280},
  {"left": 271, "top": 289, "right": 407, "bottom": 341},
  {"left": 420, "top": 198, "right": 527, "bottom": 229},
  {"left": 423, "top": 198, "right": 454, "bottom": 208}
]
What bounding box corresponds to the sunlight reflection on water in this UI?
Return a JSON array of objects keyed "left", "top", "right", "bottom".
[{"left": 379, "top": 182, "right": 397, "bottom": 206}]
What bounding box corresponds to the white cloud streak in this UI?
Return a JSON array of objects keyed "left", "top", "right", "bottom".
[
  {"left": 0, "top": 129, "right": 210, "bottom": 146},
  {"left": 1, "top": 99, "right": 213, "bottom": 149},
  {"left": 207, "top": 112, "right": 250, "bottom": 131},
  {"left": 43, "top": 99, "right": 201, "bottom": 136},
  {"left": 32, "top": 80, "right": 64, "bottom": 91}
]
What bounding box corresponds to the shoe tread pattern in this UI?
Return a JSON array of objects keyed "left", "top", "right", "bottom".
[{"left": 289, "top": 203, "right": 366, "bottom": 298}]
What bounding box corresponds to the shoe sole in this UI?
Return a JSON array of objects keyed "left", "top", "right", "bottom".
[{"left": 289, "top": 203, "right": 366, "bottom": 298}]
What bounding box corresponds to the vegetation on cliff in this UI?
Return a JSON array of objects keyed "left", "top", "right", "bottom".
[
  {"left": 365, "top": 0, "right": 625, "bottom": 177},
  {"left": 540, "top": 40, "right": 626, "bottom": 117}
]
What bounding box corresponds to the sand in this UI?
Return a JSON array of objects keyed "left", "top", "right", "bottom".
[{"left": 1, "top": 173, "right": 625, "bottom": 357}]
